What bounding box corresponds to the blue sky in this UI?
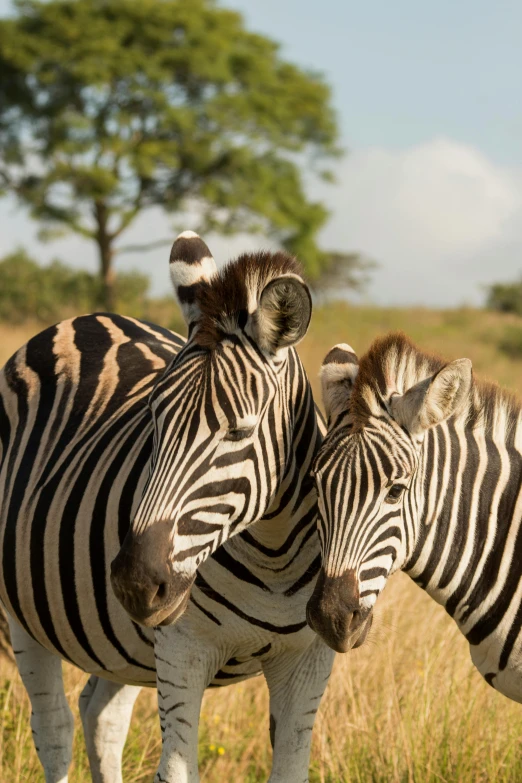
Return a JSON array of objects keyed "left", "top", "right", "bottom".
[
  {"left": 229, "top": 0, "right": 522, "bottom": 166},
  {"left": 1, "top": 0, "right": 522, "bottom": 306}
]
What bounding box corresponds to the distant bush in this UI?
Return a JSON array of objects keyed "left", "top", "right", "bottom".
[
  {"left": 0, "top": 249, "right": 150, "bottom": 324},
  {"left": 144, "top": 296, "right": 186, "bottom": 335},
  {"left": 498, "top": 326, "right": 522, "bottom": 359},
  {"left": 486, "top": 279, "right": 522, "bottom": 316}
]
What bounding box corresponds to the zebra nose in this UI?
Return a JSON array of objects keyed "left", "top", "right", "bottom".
[
  {"left": 306, "top": 567, "right": 372, "bottom": 653},
  {"left": 110, "top": 521, "right": 191, "bottom": 627}
]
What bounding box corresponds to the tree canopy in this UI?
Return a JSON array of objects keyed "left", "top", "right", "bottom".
[{"left": 0, "top": 0, "right": 343, "bottom": 309}]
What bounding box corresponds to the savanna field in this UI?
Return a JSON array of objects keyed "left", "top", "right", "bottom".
[{"left": 3, "top": 304, "right": 522, "bottom": 783}]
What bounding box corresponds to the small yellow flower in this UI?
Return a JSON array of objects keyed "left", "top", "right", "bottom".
[
  {"left": 213, "top": 714, "right": 221, "bottom": 724},
  {"left": 217, "top": 746, "right": 225, "bottom": 756},
  {"left": 209, "top": 744, "right": 216, "bottom": 752}
]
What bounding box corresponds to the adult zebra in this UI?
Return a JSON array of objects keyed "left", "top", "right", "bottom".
[
  {"left": 308, "top": 332, "right": 522, "bottom": 705},
  {"left": 0, "top": 233, "right": 334, "bottom": 783}
]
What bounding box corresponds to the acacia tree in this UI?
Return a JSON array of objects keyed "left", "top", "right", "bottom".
[{"left": 0, "top": 0, "right": 344, "bottom": 310}]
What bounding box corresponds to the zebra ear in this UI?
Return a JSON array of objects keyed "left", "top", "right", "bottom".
[
  {"left": 391, "top": 358, "right": 472, "bottom": 435},
  {"left": 320, "top": 344, "right": 359, "bottom": 425},
  {"left": 254, "top": 273, "right": 312, "bottom": 354},
  {"left": 169, "top": 231, "right": 218, "bottom": 330}
]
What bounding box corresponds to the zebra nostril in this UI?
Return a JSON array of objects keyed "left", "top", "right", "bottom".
[
  {"left": 349, "top": 610, "right": 358, "bottom": 625},
  {"left": 345, "top": 609, "right": 365, "bottom": 633},
  {"left": 150, "top": 581, "right": 169, "bottom": 607}
]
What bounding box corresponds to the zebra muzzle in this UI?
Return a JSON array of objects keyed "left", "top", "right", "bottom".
[
  {"left": 110, "top": 522, "right": 195, "bottom": 627},
  {"left": 306, "top": 567, "right": 373, "bottom": 653}
]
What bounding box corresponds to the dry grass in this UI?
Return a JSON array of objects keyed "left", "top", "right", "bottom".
[
  {"left": 0, "top": 324, "right": 43, "bottom": 369},
  {"left": 2, "top": 577, "right": 522, "bottom": 782},
  {"left": 2, "top": 304, "right": 522, "bottom": 782},
  {"left": 299, "top": 303, "right": 522, "bottom": 401}
]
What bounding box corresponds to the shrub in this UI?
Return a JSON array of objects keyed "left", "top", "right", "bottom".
[
  {"left": 498, "top": 326, "right": 522, "bottom": 359},
  {"left": 486, "top": 279, "right": 522, "bottom": 316},
  {"left": 0, "top": 249, "right": 149, "bottom": 324}
]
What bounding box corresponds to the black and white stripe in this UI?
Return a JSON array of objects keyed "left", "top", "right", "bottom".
[
  {"left": 0, "top": 233, "right": 334, "bottom": 783},
  {"left": 309, "top": 332, "right": 522, "bottom": 706}
]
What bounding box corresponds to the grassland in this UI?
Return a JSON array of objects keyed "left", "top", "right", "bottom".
[{"left": 2, "top": 304, "right": 522, "bottom": 782}]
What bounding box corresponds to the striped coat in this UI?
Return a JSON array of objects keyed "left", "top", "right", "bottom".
[
  {"left": 308, "top": 333, "right": 522, "bottom": 708},
  {"left": 0, "top": 234, "right": 334, "bottom": 783}
]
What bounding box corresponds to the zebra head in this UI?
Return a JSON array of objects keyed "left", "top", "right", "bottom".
[
  {"left": 307, "top": 334, "right": 472, "bottom": 652},
  {"left": 111, "top": 232, "right": 314, "bottom": 627}
]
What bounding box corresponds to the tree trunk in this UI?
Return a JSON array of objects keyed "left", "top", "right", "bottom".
[
  {"left": 99, "top": 240, "right": 116, "bottom": 312},
  {"left": 94, "top": 200, "right": 116, "bottom": 312}
]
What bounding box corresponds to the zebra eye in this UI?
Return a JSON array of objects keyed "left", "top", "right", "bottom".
[
  {"left": 385, "top": 484, "right": 405, "bottom": 504},
  {"left": 225, "top": 427, "right": 255, "bottom": 442}
]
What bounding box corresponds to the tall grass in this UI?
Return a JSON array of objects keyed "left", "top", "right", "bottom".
[
  {"left": 2, "top": 577, "right": 522, "bottom": 782},
  {"left": 2, "top": 304, "right": 522, "bottom": 782}
]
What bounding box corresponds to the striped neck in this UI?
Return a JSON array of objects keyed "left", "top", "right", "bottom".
[
  {"left": 241, "top": 368, "right": 321, "bottom": 555},
  {"left": 404, "top": 407, "right": 522, "bottom": 626}
]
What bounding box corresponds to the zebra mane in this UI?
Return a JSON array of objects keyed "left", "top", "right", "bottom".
[
  {"left": 351, "top": 332, "right": 521, "bottom": 435},
  {"left": 193, "top": 250, "right": 303, "bottom": 349}
]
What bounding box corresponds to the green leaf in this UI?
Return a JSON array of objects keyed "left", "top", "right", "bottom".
[{"left": 0, "top": 0, "right": 357, "bottom": 306}]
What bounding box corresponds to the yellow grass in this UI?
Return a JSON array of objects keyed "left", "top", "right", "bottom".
[
  {"left": 2, "top": 304, "right": 522, "bottom": 782},
  {"left": 0, "top": 324, "right": 43, "bottom": 369}
]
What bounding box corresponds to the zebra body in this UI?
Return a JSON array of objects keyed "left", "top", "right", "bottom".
[
  {"left": 0, "top": 235, "right": 334, "bottom": 783},
  {"left": 308, "top": 333, "right": 522, "bottom": 705},
  {"left": 1, "top": 315, "right": 175, "bottom": 686}
]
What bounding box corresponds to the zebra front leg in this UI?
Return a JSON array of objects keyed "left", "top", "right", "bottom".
[
  {"left": 153, "top": 626, "right": 211, "bottom": 783},
  {"left": 8, "top": 616, "right": 74, "bottom": 783},
  {"left": 263, "top": 636, "right": 335, "bottom": 783},
  {"left": 79, "top": 675, "right": 141, "bottom": 783}
]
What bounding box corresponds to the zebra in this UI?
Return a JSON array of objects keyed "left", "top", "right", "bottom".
[
  {"left": 307, "top": 331, "right": 522, "bottom": 706},
  {"left": 0, "top": 232, "right": 334, "bottom": 783}
]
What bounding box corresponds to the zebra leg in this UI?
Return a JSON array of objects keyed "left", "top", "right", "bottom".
[
  {"left": 8, "top": 617, "right": 74, "bottom": 783},
  {"left": 79, "top": 675, "right": 141, "bottom": 783},
  {"left": 263, "top": 636, "right": 335, "bottom": 783},
  {"left": 153, "top": 627, "right": 209, "bottom": 783}
]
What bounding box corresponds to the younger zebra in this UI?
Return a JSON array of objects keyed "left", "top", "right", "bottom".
[
  {"left": 308, "top": 332, "right": 522, "bottom": 704},
  {"left": 0, "top": 233, "right": 334, "bottom": 783}
]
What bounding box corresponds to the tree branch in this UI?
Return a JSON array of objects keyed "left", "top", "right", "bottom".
[{"left": 116, "top": 237, "right": 174, "bottom": 255}]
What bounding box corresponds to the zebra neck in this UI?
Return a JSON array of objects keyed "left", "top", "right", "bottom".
[
  {"left": 242, "top": 384, "right": 321, "bottom": 555},
  {"left": 404, "top": 413, "right": 522, "bottom": 623},
  {"left": 246, "top": 472, "right": 317, "bottom": 552}
]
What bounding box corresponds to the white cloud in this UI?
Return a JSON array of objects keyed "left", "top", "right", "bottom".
[
  {"left": 1, "top": 137, "right": 522, "bottom": 306},
  {"left": 318, "top": 138, "right": 522, "bottom": 305}
]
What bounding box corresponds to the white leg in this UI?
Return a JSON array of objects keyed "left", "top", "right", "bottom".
[
  {"left": 263, "top": 637, "right": 335, "bottom": 783},
  {"left": 153, "top": 626, "right": 211, "bottom": 783},
  {"left": 79, "top": 675, "right": 141, "bottom": 783},
  {"left": 8, "top": 616, "right": 74, "bottom": 783}
]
